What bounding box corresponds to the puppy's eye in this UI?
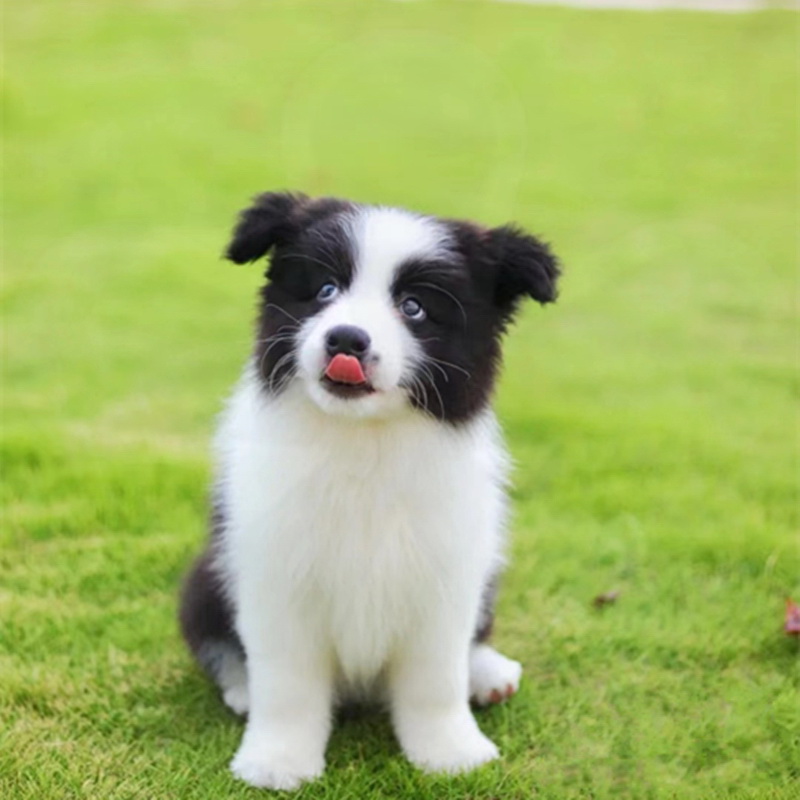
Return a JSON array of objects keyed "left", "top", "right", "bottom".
[
  {"left": 399, "top": 297, "right": 425, "bottom": 321},
  {"left": 317, "top": 282, "right": 339, "bottom": 302}
]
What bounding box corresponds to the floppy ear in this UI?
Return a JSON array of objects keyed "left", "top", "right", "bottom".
[
  {"left": 225, "top": 191, "right": 307, "bottom": 264},
  {"left": 486, "top": 224, "right": 561, "bottom": 315}
]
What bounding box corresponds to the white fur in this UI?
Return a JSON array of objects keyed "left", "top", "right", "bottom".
[
  {"left": 469, "top": 643, "right": 523, "bottom": 706},
  {"left": 214, "top": 207, "right": 520, "bottom": 789}
]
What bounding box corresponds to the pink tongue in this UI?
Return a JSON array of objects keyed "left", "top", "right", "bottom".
[{"left": 325, "top": 354, "right": 366, "bottom": 385}]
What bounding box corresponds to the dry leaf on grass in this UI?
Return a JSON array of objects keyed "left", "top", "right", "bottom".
[{"left": 593, "top": 590, "right": 620, "bottom": 609}]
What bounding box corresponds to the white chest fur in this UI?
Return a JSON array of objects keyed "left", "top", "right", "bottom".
[{"left": 215, "top": 367, "right": 508, "bottom": 689}]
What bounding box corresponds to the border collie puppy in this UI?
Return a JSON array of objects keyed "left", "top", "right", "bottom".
[{"left": 179, "top": 192, "right": 560, "bottom": 790}]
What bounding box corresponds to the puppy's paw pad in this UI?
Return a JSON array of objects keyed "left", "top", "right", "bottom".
[{"left": 469, "top": 645, "right": 522, "bottom": 706}]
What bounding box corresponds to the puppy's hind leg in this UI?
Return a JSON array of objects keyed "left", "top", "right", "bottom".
[
  {"left": 179, "top": 549, "right": 249, "bottom": 716},
  {"left": 201, "top": 641, "right": 249, "bottom": 716},
  {"left": 468, "top": 576, "right": 522, "bottom": 706},
  {"left": 469, "top": 643, "right": 522, "bottom": 706}
]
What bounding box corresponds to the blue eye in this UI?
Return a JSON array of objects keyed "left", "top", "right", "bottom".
[
  {"left": 317, "top": 282, "right": 339, "bottom": 302},
  {"left": 400, "top": 297, "right": 425, "bottom": 321}
]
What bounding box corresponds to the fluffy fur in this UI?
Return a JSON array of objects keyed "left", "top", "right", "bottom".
[{"left": 179, "top": 192, "right": 560, "bottom": 790}]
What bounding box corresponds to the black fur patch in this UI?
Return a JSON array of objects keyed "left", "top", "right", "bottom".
[
  {"left": 393, "top": 220, "right": 561, "bottom": 423},
  {"left": 227, "top": 192, "right": 356, "bottom": 391},
  {"left": 178, "top": 501, "right": 243, "bottom": 677}
]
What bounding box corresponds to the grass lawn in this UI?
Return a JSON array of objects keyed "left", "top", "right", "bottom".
[{"left": 2, "top": 1, "right": 798, "bottom": 798}]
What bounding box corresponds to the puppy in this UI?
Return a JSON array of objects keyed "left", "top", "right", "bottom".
[{"left": 179, "top": 192, "right": 560, "bottom": 790}]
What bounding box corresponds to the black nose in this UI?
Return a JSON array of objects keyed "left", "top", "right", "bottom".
[{"left": 325, "top": 325, "right": 371, "bottom": 358}]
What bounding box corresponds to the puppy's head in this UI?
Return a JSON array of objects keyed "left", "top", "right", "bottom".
[{"left": 226, "top": 191, "right": 560, "bottom": 423}]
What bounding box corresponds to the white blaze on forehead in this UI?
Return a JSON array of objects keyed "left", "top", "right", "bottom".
[{"left": 347, "top": 207, "right": 451, "bottom": 295}]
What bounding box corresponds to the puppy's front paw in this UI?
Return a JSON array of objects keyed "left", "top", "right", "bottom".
[
  {"left": 230, "top": 735, "right": 324, "bottom": 790},
  {"left": 398, "top": 710, "right": 499, "bottom": 774}
]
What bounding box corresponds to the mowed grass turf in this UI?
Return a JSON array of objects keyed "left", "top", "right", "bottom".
[{"left": 2, "top": 1, "right": 798, "bottom": 798}]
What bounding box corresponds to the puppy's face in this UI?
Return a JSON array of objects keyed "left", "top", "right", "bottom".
[{"left": 226, "top": 193, "right": 560, "bottom": 424}]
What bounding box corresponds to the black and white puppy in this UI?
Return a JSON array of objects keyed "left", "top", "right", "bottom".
[{"left": 180, "top": 192, "right": 560, "bottom": 790}]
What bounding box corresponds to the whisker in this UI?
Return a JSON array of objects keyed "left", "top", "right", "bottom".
[
  {"left": 411, "top": 376, "right": 436, "bottom": 422},
  {"left": 280, "top": 251, "right": 341, "bottom": 277},
  {"left": 411, "top": 363, "right": 445, "bottom": 423},
  {"left": 307, "top": 234, "right": 346, "bottom": 273},
  {"left": 260, "top": 335, "right": 296, "bottom": 362},
  {"left": 254, "top": 325, "right": 300, "bottom": 368},
  {"left": 274, "top": 365, "right": 297, "bottom": 395},
  {"left": 421, "top": 369, "right": 446, "bottom": 423},
  {"left": 267, "top": 351, "right": 296, "bottom": 393},
  {"left": 262, "top": 304, "right": 302, "bottom": 325},
  {"left": 419, "top": 356, "right": 449, "bottom": 384},
  {"left": 427, "top": 355, "right": 471, "bottom": 380},
  {"left": 403, "top": 374, "right": 427, "bottom": 420},
  {"left": 253, "top": 333, "right": 296, "bottom": 347},
  {"left": 410, "top": 282, "right": 467, "bottom": 327}
]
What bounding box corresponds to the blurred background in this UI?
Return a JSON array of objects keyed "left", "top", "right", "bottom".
[{"left": 3, "top": 2, "right": 798, "bottom": 798}]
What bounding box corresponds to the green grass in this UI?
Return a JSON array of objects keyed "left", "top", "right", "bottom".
[{"left": 2, "top": 1, "right": 798, "bottom": 798}]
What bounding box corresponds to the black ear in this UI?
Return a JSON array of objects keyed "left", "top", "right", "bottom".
[
  {"left": 486, "top": 224, "right": 561, "bottom": 313},
  {"left": 225, "top": 191, "right": 307, "bottom": 264}
]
